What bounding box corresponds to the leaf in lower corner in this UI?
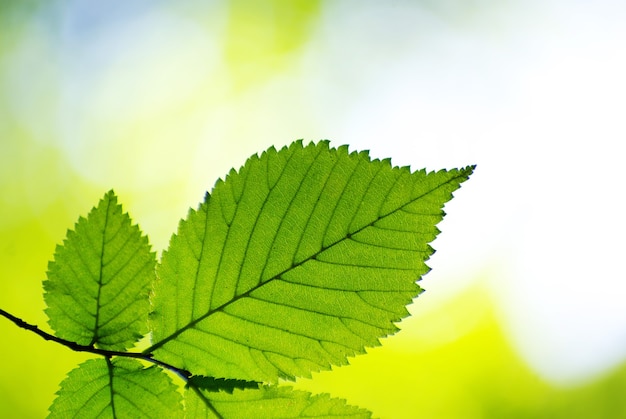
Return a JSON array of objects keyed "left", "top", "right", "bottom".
[
  {"left": 48, "top": 358, "right": 183, "bottom": 418},
  {"left": 185, "top": 385, "right": 371, "bottom": 419},
  {"left": 149, "top": 140, "right": 474, "bottom": 382},
  {"left": 44, "top": 190, "right": 156, "bottom": 350}
]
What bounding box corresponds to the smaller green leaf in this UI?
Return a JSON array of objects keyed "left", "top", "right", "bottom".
[
  {"left": 188, "top": 375, "right": 260, "bottom": 393},
  {"left": 44, "top": 190, "right": 156, "bottom": 350},
  {"left": 186, "top": 385, "right": 371, "bottom": 419},
  {"left": 48, "top": 358, "right": 183, "bottom": 418}
]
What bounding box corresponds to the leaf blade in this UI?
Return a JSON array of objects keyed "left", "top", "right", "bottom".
[
  {"left": 48, "top": 358, "right": 183, "bottom": 418},
  {"left": 44, "top": 190, "right": 156, "bottom": 350},
  {"left": 185, "top": 385, "right": 372, "bottom": 419},
  {"left": 150, "top": 141, "right": 473, "bottom": 381}
]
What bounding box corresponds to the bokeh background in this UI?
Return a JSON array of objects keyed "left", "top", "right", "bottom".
[{"left": 1, "top": 0, "right": 625, "bottom": 417}]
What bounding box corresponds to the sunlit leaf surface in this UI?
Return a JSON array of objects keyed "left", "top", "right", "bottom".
[
  {"left": 44, "top": 191, "right": 156, "bottom": 351},
  {"left": 150, "top": 141, "right": 473, "bottom": 382},
  {"left": 186, "top": 385, "right": 371, "bottom": 419},
  {"left": 48, "top": 358, "right": 183, "bottom": 418}
]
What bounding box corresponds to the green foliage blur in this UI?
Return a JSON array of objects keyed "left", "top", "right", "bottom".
[{"left": 1, "top": 1, "right": 625, "bottom": 418}]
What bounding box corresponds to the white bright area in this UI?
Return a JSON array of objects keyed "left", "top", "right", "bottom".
[
  {"left": 6, "top": 0, "right": 626, "bottom": 386},
  {"left": 307, "top": 0, "right": 626, "bottom": 385}
]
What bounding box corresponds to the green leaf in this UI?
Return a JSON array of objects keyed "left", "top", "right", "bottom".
[
  {"left": 44, "top": 190, "right": 156, "bottom": 350},
  {"left": 188, "top": 375, "right": 261, "bottom": 394},
  {"left": 48, "top": 358, "right": 183, "bottom": 418},
  {"left": 185, "top": 385, "right": 371, "bottom": 419},
  {"left": 149, "top": 141, "right": 473, "bottom": 382}
]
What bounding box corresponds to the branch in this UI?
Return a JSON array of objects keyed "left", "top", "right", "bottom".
[{"left": 0, "top": 307, "right": 191, "bottom": 379}]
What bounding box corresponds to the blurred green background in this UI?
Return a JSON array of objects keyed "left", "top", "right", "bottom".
[{"left": 1, "top": 1, "right": 625, "bottom": 417}]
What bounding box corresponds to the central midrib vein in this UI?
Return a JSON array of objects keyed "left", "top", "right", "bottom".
[{"left": 90, "top": 197, "right": 111, "bottom": 346}]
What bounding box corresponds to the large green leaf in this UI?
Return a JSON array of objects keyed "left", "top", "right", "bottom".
[
  {"left": 48, "top": 358, "right": 183, "bottom": 418},
  {"left": 149, "top": 141, "right": 473, "bottom": 382},
  {"left": 185, "top": 385, "right": 371, "bottom": 419},
  {"left": 44, "top": 191, "right": 156, "bottom": 350}
]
